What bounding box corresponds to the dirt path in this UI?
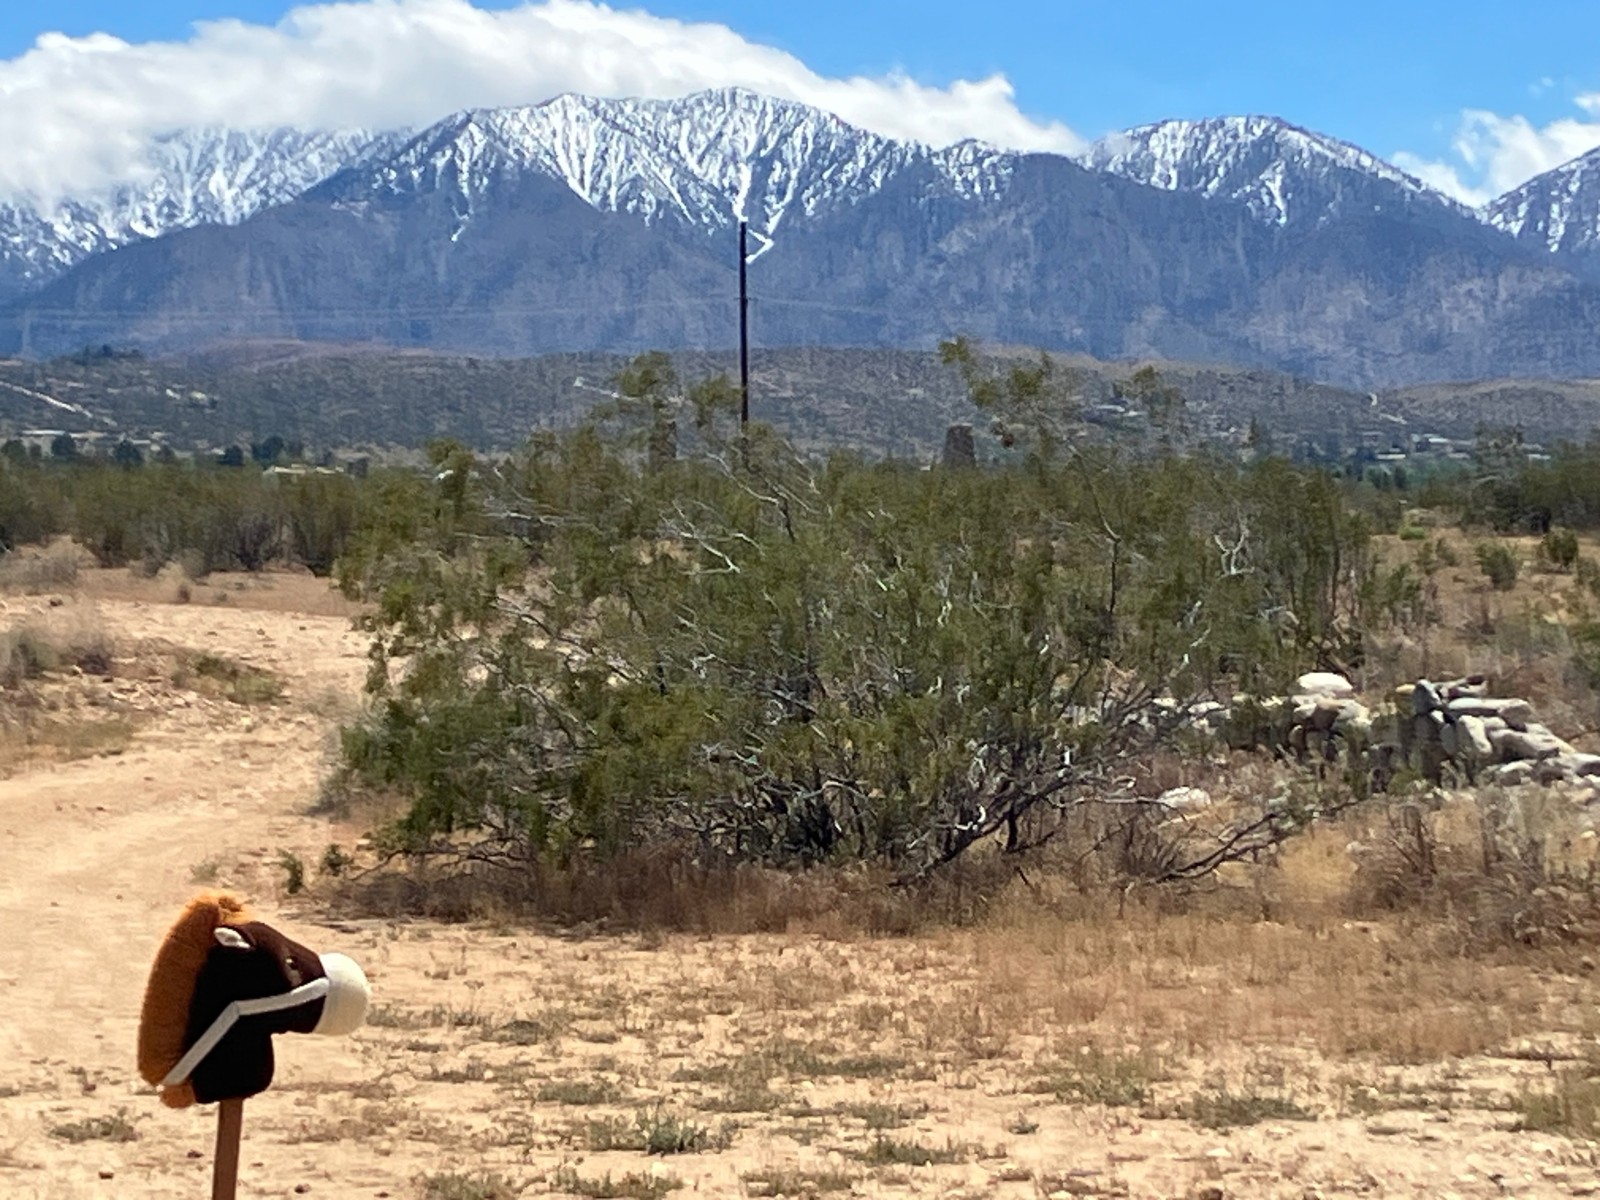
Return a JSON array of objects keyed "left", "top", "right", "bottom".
[
  {"left": 0, "top": 579, "right": 1597, "bottom": 1199},
  {"left": 0, "top": 586, "right": 376, "bottom": 1197}
]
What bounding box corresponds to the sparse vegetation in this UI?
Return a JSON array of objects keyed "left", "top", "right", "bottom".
[
  {"left": 1022, "top": 1049, "right": 1166, "bottom": 1107},
  {"left": 175, "top": 651, "right": 283, "bottom": 704},
  {"left": 855, "top": 1135, "right": 974, "bottom": 1166},
  {"left": 1517, "top": 1070, "right": 1600, "bottom": 1138},
  {"left": 419, "top": 1171, "right": 520, "bottom": 1200},
  {"left": 0, "top": 540, "right": 83, "bottom": 592},
  {"left": 536, "top": 1078, "right": 623, "bottom": 1106},
  {"left": 584, "top": 1107, "right": 727, "bottom": 1155},
  {"left": 277, "top": 849, "right": 306, "bottom": 895},
  {"left": 0, "top": 616, "right": 114, "bottom": 686},
  {"left": 551, "top": 1167, "right": 681, "bottom": 1198},
  {"left": 189, "top": 856, "right": 222, "bottom": 884},
  {"left": 16, "top": 355, "right": 1600, "bottom": 1200},
  {"left": 48, "top": 1110, "right": 137, "bottom": 1143},
  {"left": 742, "top": 1168, "right": 856, "bottom": 1196},
  {"left": 1170, "top": 1086, "right": 1318, "bottom": 1130}
]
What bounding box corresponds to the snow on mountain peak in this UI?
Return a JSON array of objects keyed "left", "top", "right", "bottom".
[
  {"left": 1080, "top": 115, "right": 1459, "bottom": 226},
  {"left": 0, "top": 126, "right": 398, "bottom": 293},
  {"left": 0, "top": 90, "right": 1548, "bottom": 306},
  {"left": 1484, "top": 145, "right": 1600, "bottom": 255},
  {"left": 355, "top": 88, "right": 1016, "bottom": 237}
]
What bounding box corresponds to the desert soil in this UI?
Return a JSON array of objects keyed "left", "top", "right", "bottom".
[{"left": 0, "top": 572, "right": 1596, "bottom": 1199}]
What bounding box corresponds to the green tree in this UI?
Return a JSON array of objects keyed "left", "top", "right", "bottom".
[{"left": 938, "top": 336, "right": 1080, "bottom": 456}]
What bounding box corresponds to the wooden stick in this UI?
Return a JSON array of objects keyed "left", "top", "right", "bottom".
[{"left": 211, "top": 1098, "right": 244, "bottom": 1200}]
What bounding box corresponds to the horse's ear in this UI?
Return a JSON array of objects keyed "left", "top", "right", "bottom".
[{"left": 213, "top": 928, "right": 252, "bottom": 951}]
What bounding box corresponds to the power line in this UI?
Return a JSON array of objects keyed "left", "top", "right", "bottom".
[{"left": 2, "top": 298, "right": 741, "bottom": 324}]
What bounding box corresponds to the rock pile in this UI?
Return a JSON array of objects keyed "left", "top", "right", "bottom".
[
  {"left": 1385, "top": 677, "right": 1600, "bottom": 787},
  {"left": 1218, "top": 672, "right": 1596, "bottom": 789}
]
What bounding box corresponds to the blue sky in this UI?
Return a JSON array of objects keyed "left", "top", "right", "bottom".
[{"left": 1, "top": 0, "right": 1597, "bottom": 205}]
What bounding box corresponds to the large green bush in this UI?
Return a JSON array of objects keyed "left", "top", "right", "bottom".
[{"left": 338, "top": 405, "right": 1392, "bottom": 879}]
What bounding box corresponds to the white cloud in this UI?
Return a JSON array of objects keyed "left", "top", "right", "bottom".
[
  {"left": 1391, "top": 151, "right": 1493, "bottom": 209},
  {"left": 1396, "top": 98, "right": 1600, "bottom": 207},
  {"left": 0, "top": 0, "right": 1081, "bottom": 204}
]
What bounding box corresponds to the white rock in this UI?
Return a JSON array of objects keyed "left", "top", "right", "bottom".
[
  {"left": 1297, "top": 671, "right": 1354, "bottom": 698},
  {"left": 1455, "top": 715, "right": 1494, "bottom": 762},
  {"left": 1446, "top": 697, "right": 1534, "bottom": 729},
  {"left": 1157, "top": 786, "right": 1212, "bottom": 809},
  {"left": 1493, "top": 728, "right": 1566, "bottom": 762}
]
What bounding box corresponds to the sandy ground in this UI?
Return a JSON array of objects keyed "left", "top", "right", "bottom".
[{"left": 0, "top": 574, "right": 1597, "bottom": 1199}]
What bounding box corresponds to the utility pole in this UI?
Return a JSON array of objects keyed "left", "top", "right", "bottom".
[{"left": 738, "top": 220, "right": 750, "bottom": 432}]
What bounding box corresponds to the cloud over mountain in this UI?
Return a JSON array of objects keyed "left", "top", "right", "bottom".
[
  {"left": 1396, "top": 95, "right": 1600, "bottom": 207},
  {"left": 0, "top": 0, "right": 1080, "bottom": 205}
]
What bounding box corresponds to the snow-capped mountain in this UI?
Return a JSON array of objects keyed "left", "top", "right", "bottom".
[
  {"left": 1484, "top": 146, "right": 1600, "bottom": 261},
  {"left": 0, "top": 127, "right": 400, "bottom": 298},
  {"left": 332, "top": 87, "right": 1014, "bottom": 241},
  {"left": 13, "top": 87, "right": 1600, "bottom": 390},
  {"left": 1080, "top": 115, "right": 1466, "bottom": 227}
]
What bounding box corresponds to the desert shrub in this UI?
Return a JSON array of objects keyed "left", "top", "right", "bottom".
[
  {"left": 1348, "top": 790, "right": 1600, "bottom": 950},
  {"left": 0, "top": 616, "right": 113, "bottom": 685},
  {"left": 337, "top": 369, "right": 1395, "bottom": 889},
  {"left": 1577, "top": 556, "right": 1600, "bottom": 600},
  {"left": 1540, "top": 527, "right": 1580, "bottom": 572},
  {"left": 0, "top": 539, "right": 83, "bottom": 591},
  {"left": 1475, "top": 541, "right": 1519, "bottom": 591},
  {"left": 0, "top": 626, "right": 59, "bottom": 685}
]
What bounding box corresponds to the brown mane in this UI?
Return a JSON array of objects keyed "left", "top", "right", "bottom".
[{"left": 137, "top": 891, "right": 252, "bottom": 1109}]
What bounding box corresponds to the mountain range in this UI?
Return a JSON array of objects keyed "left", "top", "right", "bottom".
[{"left": 6, "top": 87, "right": 1600, "bottom": 391}]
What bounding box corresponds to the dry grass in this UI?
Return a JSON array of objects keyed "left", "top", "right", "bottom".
[
  {"left": 1518, "top": 1068, "right": 1600, "bottom": 1138},
  {"left": 1367, "top": 527, "right": 1600, "bottom": 736},
  {"left": 0, "top": 539, "right": 86, "bottom": 593},
  {"left": 550, "top": 1167, "right": 682, "bottom": 1198},
  {"left": 741, "top": 1168, "right": 856, "bottom": 1196},
  {"left": 0, "top": 609, "right": 115, "bottom": 686},
  {"left": 80, "top": 564, "right": 365, "bottom": 617},
  {"left": 0, "top": 605, "right": 140, "bottom": 772},
  {"left": 419, "top": 1171, "right": 521, "bottom": 1200},
  {"left": 169, "top": 648, "right": 284, "bottom": 704}
]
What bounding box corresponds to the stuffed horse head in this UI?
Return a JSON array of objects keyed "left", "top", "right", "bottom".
[{"left": 138, "top": 892, "right": 370, "bottom": 1107}]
